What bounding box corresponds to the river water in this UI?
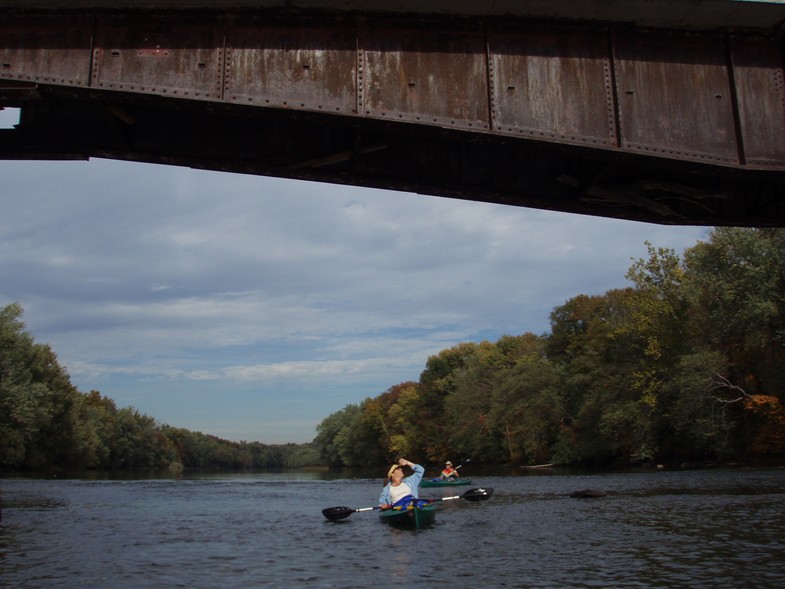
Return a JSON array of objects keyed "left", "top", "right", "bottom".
[{"left": 2, "top": 467, "right": 784, "bottom": 588}]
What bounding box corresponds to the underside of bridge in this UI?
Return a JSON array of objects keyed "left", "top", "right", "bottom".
[{"left": 1, "top": 1, "right": 784, "bottom": 226}]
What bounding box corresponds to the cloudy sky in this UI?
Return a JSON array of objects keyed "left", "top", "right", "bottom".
[{"left": 1, "top": 107, "right": 708, "bottom": 444}]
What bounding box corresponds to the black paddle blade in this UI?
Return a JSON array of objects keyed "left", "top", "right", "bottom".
[
  {"left": 322, "top": 506, "right": 354, "bottom": 521},
  {"left": 463, "top": 487, "right": 493, "bottom": 502}
]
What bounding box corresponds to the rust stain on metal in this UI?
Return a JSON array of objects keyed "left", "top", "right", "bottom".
[
  {"left": 225, "top": 16, "right": 357, "bottom": 114},
  {"left": 613, "top": 29, "right": 740, "bottom": 165},
  {"left": 360, "top": 19, "right": 490, "bottom": 130},
  {"left": 0, "top": 14, "right": 92, "bottom": 86},
  {"left": 729, "top": 35, "right": 785, "bottom": 169},
  {"left": 92, "top": 13, "right": 224, "bottom": 99},
  {"left": 489, "top": 23, "right": 617, "bottom": 148}
]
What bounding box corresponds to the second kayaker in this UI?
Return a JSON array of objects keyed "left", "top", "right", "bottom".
[{"left": 440, "top": 461, "right": 459, "bottom": 479}]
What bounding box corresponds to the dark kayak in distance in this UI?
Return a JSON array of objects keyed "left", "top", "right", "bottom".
[{"left": 420, "top": 478, "right": 472, "bottom": 488}]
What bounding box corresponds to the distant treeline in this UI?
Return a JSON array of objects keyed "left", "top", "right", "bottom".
[
  {"left": 4, "top": 228, "right": 785, "bottom": 473},
  {"left": 315, "top": 228, "right": 785, "bottom": 469},
  {"left": 0, "top": 302, "right": 319, "bottom": 472}
]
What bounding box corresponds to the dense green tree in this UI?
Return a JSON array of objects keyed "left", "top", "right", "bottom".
[
  {"left": 664, "top": 350, "right": 734, "bottom": 458},
  {"left": 69, "top": 391, "right": 117, "bottom": 468},
  {"left": 417, "top": 342, "right": 480, "bottom": 459},
  {"left": 313, "top": 403, "right": 361, "bottom": 468},
  {"left": 344, "top": 397, "right": 391, "bottom": 466},
  {"left": 386, "top": 382, "right": 423, "bottom": 459},
  {"left": 684, "top": 228, "right": 785, "bottom": 398},
  {"left": 0, "top": 302, "right": 80, "bottom": 468},
  {"left": 547, "top": 290, "right": 643, "bottom": 463},
  {"left": 488, "top": 355, "right": 565, "bottom": 464},
  {"left": 443, "top": 343, "right": 509, "bottom": 464},
  {"left": 442, "top": 336, "right": 548, "bottom": 463}
]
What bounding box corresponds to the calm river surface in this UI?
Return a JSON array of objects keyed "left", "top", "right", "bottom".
[{"left": 2, "top": 467, "right": 784, "bottom": 588}]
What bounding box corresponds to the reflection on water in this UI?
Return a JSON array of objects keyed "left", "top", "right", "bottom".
[{"left": 1, "top": 467, "right": 784, "bottom": 588}]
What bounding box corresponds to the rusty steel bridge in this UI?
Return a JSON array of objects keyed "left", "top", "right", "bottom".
[{"left": 1, "top": 1, "right": 784, "bottom": 226}]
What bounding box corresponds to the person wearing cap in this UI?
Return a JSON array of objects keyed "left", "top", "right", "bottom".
[
  {"left": 440, "top": 461, "right": 459, "bottom": 480},
  {"left": 378, "top": 458, "right": 425, "bottom": 509}
]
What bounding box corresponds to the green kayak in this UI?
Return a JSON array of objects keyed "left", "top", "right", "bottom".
[
  {"left": 379, "top": 504, "right": 437, "bottom": 529},
  {"left": 420, "top": 478, "right": 472, "bottom": 488}
]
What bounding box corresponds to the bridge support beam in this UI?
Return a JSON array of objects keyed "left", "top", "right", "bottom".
[{"left": 1, "top": 8, "right": 784, "bottom": 225}]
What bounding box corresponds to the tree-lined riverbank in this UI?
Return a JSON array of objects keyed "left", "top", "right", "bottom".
[
  {"left": 316, "top": 228, "right": 785, "bottom": 468},
  {"left": 3, "top": 228, "right": 784, "bottom": 473}
]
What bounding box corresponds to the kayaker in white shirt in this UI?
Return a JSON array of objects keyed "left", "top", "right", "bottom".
[{"left": 378, "top": 458, "right": 425, "bottom": 509}]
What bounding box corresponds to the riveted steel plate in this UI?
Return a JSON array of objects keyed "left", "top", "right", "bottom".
[
  {"left": 92, "top": 14, "right": 224, "bottom": 100},
  {"left": 225, "top": 17, "right": 357, "bottom": 114},
  {"left": 730, "top": 36, "right": 785, "bottom": 169},
  {"left": 0, "top": 14, "right": 92, "bottom": 87},
  {"left": 613, "top": 29, "right": 739, "bottom": 165},
  {"left": 361, "top": 19, "right": 489, "bottom": 130},
  {"left": 489, "top": 24, "right": 616, "bottom": 148}
]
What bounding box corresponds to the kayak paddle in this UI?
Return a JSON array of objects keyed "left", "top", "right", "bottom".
[
  {"left": 322, "top": 487, "right": 493, "bottom": 521},
  {"left": 437, "top": 486, "right": 493, "bottom": 502},
  {"left": 321, "top": 505, "right": 378, "bottom": 521}
]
